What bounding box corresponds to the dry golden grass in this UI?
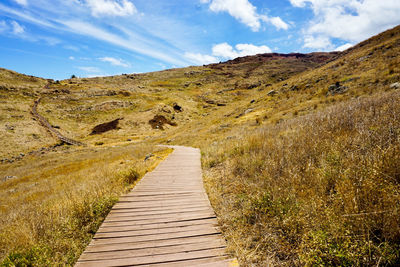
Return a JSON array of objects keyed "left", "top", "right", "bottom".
[
  {"left": 202, "top": 91, "right": 400, "bottom": 266},
  {"left": 0, "top": 143, "right": 172, "bottom": 265}
]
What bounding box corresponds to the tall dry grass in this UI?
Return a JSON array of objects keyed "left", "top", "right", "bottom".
[
  {"left": 203, "top": 91, "right": 400, "bottom": 266},
  {"left": 0, "top": 144, "right": 171, "bottom": 266}
]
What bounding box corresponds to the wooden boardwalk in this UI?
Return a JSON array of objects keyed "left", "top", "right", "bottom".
[{"left": 76, "top": 146, "right": 237, "bottom": 267}]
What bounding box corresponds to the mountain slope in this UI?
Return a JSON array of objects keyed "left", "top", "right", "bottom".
[{"left": 1, "top": 25, "right": 400, "bottom": 266}]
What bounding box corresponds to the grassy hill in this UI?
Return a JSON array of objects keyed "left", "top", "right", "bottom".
[{"left": 0, "top": 25, "right": 399, "bottom": 266}]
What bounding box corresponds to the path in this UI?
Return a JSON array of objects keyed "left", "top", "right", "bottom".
[
  {"left": 76, "top": 146, "right": 237, "bottom": 267},
  {"left": 32, "top": 96, "right": 85, "bottom": 146}
]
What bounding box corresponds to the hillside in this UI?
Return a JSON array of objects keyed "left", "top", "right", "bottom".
[{"left": 1, "top": 25, "right": 400, "bottom": 266}]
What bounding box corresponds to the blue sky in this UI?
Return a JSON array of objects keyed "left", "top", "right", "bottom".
[{"left": 1, "top": 0, "right": 400, "bottom": 80}]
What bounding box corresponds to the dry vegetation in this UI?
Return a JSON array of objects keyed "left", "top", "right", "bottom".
[
  {"left": 1, "top": 24, "right": 400, "bottom": 266},
  {"left": 0, "top": 144, "right": 172, "bottom": 265},
  {"left": 202, "top": 91, "right": 400, "bottom": 266}
]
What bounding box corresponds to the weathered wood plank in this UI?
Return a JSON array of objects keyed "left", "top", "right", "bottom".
[{"left": 76, "top": 248, "right": 227, "bottom": 266}]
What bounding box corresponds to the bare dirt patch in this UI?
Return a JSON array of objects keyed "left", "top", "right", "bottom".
[
  {"left": 90, "top": 118, "right": 123, "bottom": 135},
  {"left": 149, "top": 115, "right": 177, "bottom": 130}
]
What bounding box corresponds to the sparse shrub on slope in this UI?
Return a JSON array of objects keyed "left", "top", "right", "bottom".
[{"left": 203, "top": 91, "right": 400, "bottom": 266}]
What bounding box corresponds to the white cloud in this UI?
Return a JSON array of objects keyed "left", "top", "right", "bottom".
[
  {"left": 69, "top": 56, "right": 75, "bottom": 60},
  {"left": 11, "top": 21, "right": 24, "bottom": 35},
  {"left": 186, "top": 42, "right": 272, "bottom": 65},
  {"left": 290, "top": 0, "right": 400, "bottom": 50},
  {"left": 184, "top": 52, "right": 218, "bottom": 64},
  {"left": 99, "top": 56, "right": 130, "bottom": 67},
  {"left": 14, "top": 0, "right": 28, "bottom": 6},
  {"left": 212, "top": 42, "right": 239, "bottom": 58},
  {"left": 303, "top": 35, "right": 333, "bottom": 50},
  {"left": 335, "top": 43, "right": 353, "bottom": 51},
  {"left": 78, "top": 66, "right": 101, "bottom": 73},
  {"left": 267, "top": 16, "right": 289, "bottom": 30},
  {"left": 202, "top": 0, "right": 289, "bottom": 31},
  {"left": 86, "top": 0, "right": 137, "bottom": 17},
  {"left": 212, "top": 42, "right": 272, "bottom": 59}
]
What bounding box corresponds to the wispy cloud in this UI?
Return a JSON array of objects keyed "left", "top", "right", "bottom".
[
  {"left": 60, "top": 20, "right": 189, "bottom": 66},
  {"left": 0, "top": 3, "right": 55, "bottom": 28},
  {"left": 0, "top": 3, "right": 191, "bottom": 66},
  {"left": 86, "top": 0, "right": 137, "bottom": 17},
  {"left": 99, "top": 56, "right": 130, "bottom": 67},
  {"left": 0, "top": 20, "right": 8, "bottom": 33},
  {"left": 78, "top": 66, "right": 101, "bottom": 73},
  {"left": 13, "top": 0, "right": 28, "bottom": 7}
]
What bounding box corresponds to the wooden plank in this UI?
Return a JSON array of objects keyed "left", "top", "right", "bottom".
[
  {"left": 105, "top": 207, "right": 212, "bottom": 218},
  {"left": 99, "top": 215, "right": 217, "bottom": 227},
  {"left": 90, "top": 228, "right": 221, "bottom": 245},
  {"left": 76, "top": 248, "right": 227, "bottom": 267},
  {"left": 103, "top": 211, "right": 216, "bottom": 223},
  {"left": 97, "top": 219, "right": 218, "bottom": 233},
  {"left": 108, "top": 204, "right": 210, "bottom": 214},
  {"left": 149, "top": 257, "right": 233, "bottom": 267},
  {"left": 94, "top": 224, "right": 220, "bottom": 239},
  {"left": 84, "top": 234, "right": 225, "bottom": 253},
  {"left": 79, "top": 240, "right": 225, "bottom": 261}
]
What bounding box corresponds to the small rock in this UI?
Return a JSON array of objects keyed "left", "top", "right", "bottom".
[
  {"left": 5, "top": 125, "right": 15, "bottom": 131},
  {"left": 327, "top": 82, "right": 348, "bottom": 96},
  {"left": 250, "top": 99, "right": 255, "bottom": 104},
  {"left": 244, "top": 108, "right": 253, "bottom": 115},
  {"left": 267, "top": 90, "right": 277, "bottom": 96},
  {"left": 247, "top": 82, "right": 261, "bottom": 90},
  {"left": 173, "top": 103, "right": 183, "bottom": 112},
  {"left": 144, "top": 153, "right": 154, "bottom": 161},
  {"left": 126, "top": 139, "right": 132, "bottom": 141},
  {"left": 390, "top": 82, "right": 400, "bottom": 89},
  {"left": 2, "top": 176, "right": 17, "bottom": 182},
  {"left": 290, "top": 85, "right": 299, "bottom": 91}
]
